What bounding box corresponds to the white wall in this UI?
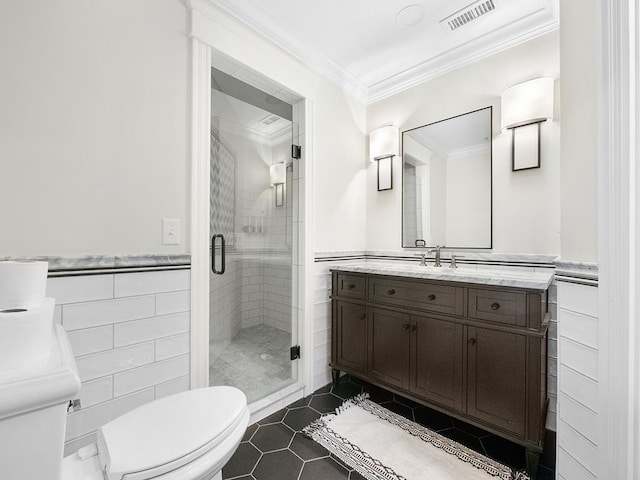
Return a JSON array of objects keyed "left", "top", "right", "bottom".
[
  {"left": 366, "top": 32, "right": 561, "bottom": 255},
  {"left": 559, "top": 0, "right": 598, "bottom": 263},
  {"left": 0, "top": 0, "right": 190, "bottom": 257}
]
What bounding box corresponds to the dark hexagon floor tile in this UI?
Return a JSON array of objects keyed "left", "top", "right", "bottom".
[
  {"left": 253, "top": 450, "right": 303, "bottom": 480},
  {"left": 258, "top": 409, "right": 286, "bottom": 425},
  {"left": 379, "top": 400, "right": 414, "bottom": 420},
  {"left": 314, "top": 383, "right": 333, "bottom": 394},
  {"left": 283, "top": 406, "right": 322, "bottom": 431},
  {"left": 310, "top": 393, "right": 344, "bottom": 413},
  {"left": 299, "top": 457, "right": 350, "bottom": 480},
  {"left": 480, "top": 434, "right": 526, "bottom": 470},
  {"left": 361, "top": 384, "right": 394, "bottom": 403},
  {"left": 413, "top": 406, "right": 454, "bottom": 431},
  {"left": 537, "top": 465, "right": 555, "bottom": 480},
  {"left": 331, "top": 381, "right": 363, "bottom": 400},
  {"left": 242, "top": 423, "right": 259, "bottom": 442},
  {"left": 222, "top": 442, "right": 261, "bottom": 479},
  {"left": 289, "top": 433, "right": 330, "bottom": 461},
  {"left": 450, "top": 417, "right": 492, "bottom": 438},
  {"left": 251, "top": 423, "right": 295, "bottom": 453},
  {"left": 286, "top": 395, "right": 312, "bottom": 409},
  {"left": 349, "top": 471, "right": 367, "bottom": 480},
  {"left": 393, "top": 395, "right": 422, "bottom": 409},
  {"left": 539, "top": 429, "right": 556, "bottom": 469},
  {"left": 438, "top": 427, "right": 485, "bottom": 454}
]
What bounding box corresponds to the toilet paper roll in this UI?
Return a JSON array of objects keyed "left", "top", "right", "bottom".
[
  {"left": 0, "top": 261, "right": 49, "bottom": 310},
  {"left": 0, "top": 297, "right": 55, "bottom": 371}
]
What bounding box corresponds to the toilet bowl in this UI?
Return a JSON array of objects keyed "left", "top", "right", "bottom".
[
  {"left": 62, "top": 386, "right": 249, "bottom": 480},
  {"left": 0, "top": 324, "right": 248, "bottom": 480}
]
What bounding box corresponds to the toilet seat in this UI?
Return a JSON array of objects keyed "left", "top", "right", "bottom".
[{"left": 62, "top": 386, "right": 249, "bottom": 480}]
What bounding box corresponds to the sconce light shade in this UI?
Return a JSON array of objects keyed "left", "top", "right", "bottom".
[
  {"left": 500, "top": 77, "right": 554, "bottom": 130},
  {"left": 269, "top": 163, "right": 286, "bottom": 186},
  {"left": 369, "top": 125, "right": 399, "bottom": 161}
]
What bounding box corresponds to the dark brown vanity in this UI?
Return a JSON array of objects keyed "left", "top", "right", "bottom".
[{"left": 330, "top": 267, "right": 551, "bottom": 477}]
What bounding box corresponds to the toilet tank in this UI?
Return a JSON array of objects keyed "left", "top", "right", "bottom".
[{"left": 0, "top": 325, "right": 81, "bottom": 480}]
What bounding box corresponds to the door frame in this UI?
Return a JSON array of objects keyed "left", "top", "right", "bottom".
[{"left": 186, "top": 0, "right": 314, "bottom": 398}]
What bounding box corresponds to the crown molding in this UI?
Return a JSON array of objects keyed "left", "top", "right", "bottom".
[
  {"left": 203, "top": 0, "right": 368, "bottom": 104},
  {"left": 367, "top": 19, "right": 560, "bottom": 104},
  {"left": 196, "top": 0, "right": 558, "bottom": 106}
]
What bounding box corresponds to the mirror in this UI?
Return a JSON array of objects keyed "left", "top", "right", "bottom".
[{"left": 402, "top": 106, "right": 492, "bottom": 249}]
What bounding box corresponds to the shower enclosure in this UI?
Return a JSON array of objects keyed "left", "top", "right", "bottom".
[{"left": 208, "top": 68, "right": 300, "bottom": 403}]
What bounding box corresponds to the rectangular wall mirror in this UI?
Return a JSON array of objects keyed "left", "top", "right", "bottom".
[{"left": 402, "top": 106, "right": 492, "bottom": 249}]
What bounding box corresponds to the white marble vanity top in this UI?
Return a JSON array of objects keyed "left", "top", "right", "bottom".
[{"left": 331, "top": 263, "right": 554, "bottom": 290}]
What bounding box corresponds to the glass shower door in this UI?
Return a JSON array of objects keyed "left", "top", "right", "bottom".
[{"left": 208, "top": 69, "right": 298, "bottom": 404}]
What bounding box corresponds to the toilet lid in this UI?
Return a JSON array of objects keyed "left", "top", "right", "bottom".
[{"left": 98, "top": 386, "right": 247, "bottom": 480}]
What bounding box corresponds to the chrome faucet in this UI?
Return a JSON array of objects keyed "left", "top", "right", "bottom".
[{"left": 414, "top": 252, "right": 427, "bottom": 266}]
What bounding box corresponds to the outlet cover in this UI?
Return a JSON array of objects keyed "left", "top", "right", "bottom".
[{"left": 162, "top": 218, "right": 181, "bottom": 245}]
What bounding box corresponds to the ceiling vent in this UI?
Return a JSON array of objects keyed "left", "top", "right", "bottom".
[{"left": 440, "top": 0, "right": 496, "bottom": 34}]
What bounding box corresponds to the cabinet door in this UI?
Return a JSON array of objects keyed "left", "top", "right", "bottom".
[
  {"left": 368, "top": 307, "right": 410, "bottom": 390},
  {"left": 467, "top": 327, "right": 526, "bottom": 437},
  {"left": 410, "top": 315, "right": 463, "bottom": 412},
  {"left": 333, "top": 301, "right": 367, "bottom": 375}
]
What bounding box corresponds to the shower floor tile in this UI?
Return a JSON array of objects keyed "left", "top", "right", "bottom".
[{"left": 209, "top": 324, "right": 294, "bottom": 403}]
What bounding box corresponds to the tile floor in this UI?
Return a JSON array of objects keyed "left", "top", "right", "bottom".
[
  {"left": 223, "top": 375, "right": 556, "bottom": 480},
  {"left": 210, "top": 324, "right": 294, "bottom": 403}
]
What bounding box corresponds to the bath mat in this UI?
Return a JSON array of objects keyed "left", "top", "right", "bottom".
[{"left": 302, "top": 394, "right": 529, "bottom": 480}]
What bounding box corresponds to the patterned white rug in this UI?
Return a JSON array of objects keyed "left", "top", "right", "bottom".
[{"left": 303, "top": 394, "right": 529, "bottom": 480}]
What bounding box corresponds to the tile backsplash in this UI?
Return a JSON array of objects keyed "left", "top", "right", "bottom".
[{"left": 46, "top": 268, "right": 191, "bottom": 455}]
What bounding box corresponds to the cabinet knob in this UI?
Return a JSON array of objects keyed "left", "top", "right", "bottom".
[
  {"left": 411, "top": 324, "right": 417, "bottom": 332},
  {"left": 387, "top": 289, "right": 396, "bottom": 295},
  {"left": 346, "top": 283, "right": 355, "bottom": 290},
  {"left": 491, "top": 302, "right": 500, "bottom": 311},
  {"left": 469, "top": 337, "right": 477, "bottom": 346},
  {"left": 402, "top": 323, "right": 411, "bottom": 331},
  {"left": 359, "top": 313, "right": 366, "bottom": 320},
  {"left": 428, "top": 294, "right": 436, "bottom": 301}
]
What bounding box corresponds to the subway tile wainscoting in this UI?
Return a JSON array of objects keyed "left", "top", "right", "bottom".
[{"left": 39, "top": 259, "right": 191, "bottom": 456}]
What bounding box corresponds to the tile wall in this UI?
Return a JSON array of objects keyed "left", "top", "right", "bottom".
[
  {"left": 312, "top": 254, "right": 559, "bottom": 431},
  {"left": 46, "top": 268, "right": 191, "bottom": 455}
]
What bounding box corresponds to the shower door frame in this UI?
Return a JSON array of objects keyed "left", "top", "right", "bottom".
[{"left": 187, "top": 2, "right": 315, "bottom": 405}]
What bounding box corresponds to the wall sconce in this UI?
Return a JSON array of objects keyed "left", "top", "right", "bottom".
[
  {"left": 269, "top": 163, "right": 286, "bottom": 207},
  {"left": 370, "top": 125, "right": 399, "bottom": 191},
  {"left": 501, "top": 77, "right": 554, "bottom": 171}
]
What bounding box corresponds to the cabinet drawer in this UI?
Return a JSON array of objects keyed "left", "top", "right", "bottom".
[
  {"left": 468, "top": 289, "right": 527, "bottom": 327},
  {"left": 369, "top": 278, "right": 463, "bottom": 316},
  {"left": 335, "top": 273, "right": 366, "bottom": 299}
]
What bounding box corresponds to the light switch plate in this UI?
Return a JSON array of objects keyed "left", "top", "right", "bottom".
[{"left": 162, "top": 218, "right": 181, "bottom": 245}]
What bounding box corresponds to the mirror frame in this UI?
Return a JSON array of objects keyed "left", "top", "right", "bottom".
[{"left": 401, "top": 106, "right": 493, "bottom": 250}]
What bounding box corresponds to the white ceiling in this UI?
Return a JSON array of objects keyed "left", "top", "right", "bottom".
[{"left": 209, "top": 0, "right": 559, "bottom": 104}]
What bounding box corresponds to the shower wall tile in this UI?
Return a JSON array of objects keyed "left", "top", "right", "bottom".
[{"left": 52, "top": 267, "right": 191, "bottom": 451}]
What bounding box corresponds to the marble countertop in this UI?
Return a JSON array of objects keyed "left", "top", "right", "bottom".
[{"left": 330, "top": 263, "right": 555, "bottom": 290}]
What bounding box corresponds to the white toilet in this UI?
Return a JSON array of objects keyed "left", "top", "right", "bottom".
[{"left": 0, "top": 324, "right": 249, "bottom": 480}]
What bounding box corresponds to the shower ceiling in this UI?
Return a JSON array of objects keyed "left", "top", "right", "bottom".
[{"left": 209, "top": 0, "right": 558, "bottom": 104}]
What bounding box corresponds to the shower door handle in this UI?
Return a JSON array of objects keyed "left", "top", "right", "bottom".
[{"left": 211, "top": 234, "right": 226, "bottom": 275}]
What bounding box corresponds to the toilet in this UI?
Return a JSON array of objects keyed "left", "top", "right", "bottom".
[{"left": 0, "top": 324, "right": 249, "bottom": 480}]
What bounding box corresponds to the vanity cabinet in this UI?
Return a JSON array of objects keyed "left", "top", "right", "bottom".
[{"left": 330, "top": 269, "right": 549, "bottom": 476}]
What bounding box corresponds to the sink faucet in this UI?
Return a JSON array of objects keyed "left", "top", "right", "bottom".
[
  {"left": 414, "top": 252, "right": 428, "bottom": 266},
  {"left": 431, "top": 245, "right": 443, "bottom": 267}
]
